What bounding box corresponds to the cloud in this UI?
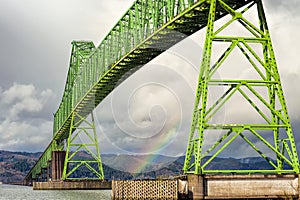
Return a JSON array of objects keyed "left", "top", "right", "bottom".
[
  {"left": 0, "top": 0, "right": 135, "bottom": 98},
  {"left": 264, "top": 0, "right": 300, "bottom": 16},
  {"left": 0, "top": 83, "right": 55, "bottom": 151},
  {"left": 3, "top": 84, "right": 40, "bottom": 118}
]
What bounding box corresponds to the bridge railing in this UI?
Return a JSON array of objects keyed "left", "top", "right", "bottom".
[{"left": 52, "top": 0, "right": 200, "bottom": 139}]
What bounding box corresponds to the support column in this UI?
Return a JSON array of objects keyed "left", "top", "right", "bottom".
[
  {"left": 51, "top": 151, "right": 66, "bottom": 181},
  {"left": 188, "top": 174, "right": 205, "bottom": 199}
]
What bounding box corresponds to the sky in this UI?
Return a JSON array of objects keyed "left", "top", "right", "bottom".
[{"left": 0, "top": 0, "right": 300, "bottom": 170}]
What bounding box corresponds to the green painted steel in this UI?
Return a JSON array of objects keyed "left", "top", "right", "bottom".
[
  {"left": 25, "top": 0, "right": 299, "bottom": 182},
  {"left": 32, "top": 143, "right": 52, "bottom": 179},
  {"left": 52, "top": 0, "right": 251, "bottom": 144},
  {"left": 183, "top": 0, "right": 300, "bottom": 174},
  {"left": 62, "top": 112, "right": 104, "bottom": 180}
]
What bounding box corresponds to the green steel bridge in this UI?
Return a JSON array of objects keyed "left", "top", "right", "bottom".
[{"left": 24, "top": 0, "right": 300, "bottom": 183}]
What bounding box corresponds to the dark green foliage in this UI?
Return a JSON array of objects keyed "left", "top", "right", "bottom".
[
  {"left": 12, "top": 160, "right": 31, "bottom": 172},
  {"left": 0, "top": 150, "right": 41, "bottom": 182}
]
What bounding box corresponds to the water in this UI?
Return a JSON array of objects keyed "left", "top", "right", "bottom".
[{"left": 0, "top": 184, "right": 111, "bottom": 200}]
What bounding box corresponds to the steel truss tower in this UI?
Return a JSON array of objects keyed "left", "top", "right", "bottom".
[
  {"left": 184, "top": 0, "right": 300, "bottom": 174},
  {"left": 53, "top": 41, "right": 104, "bottom": 180},
  {"left": 62, "top": 112, "right": 104, "bottom": 180}
]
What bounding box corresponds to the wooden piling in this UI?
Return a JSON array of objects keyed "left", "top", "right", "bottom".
[
  {"left": 51, "top": 151, "right": 66, "bottom": 181},
  {"left": 112, "top": 179, "right": 178, "bottom": 199}
]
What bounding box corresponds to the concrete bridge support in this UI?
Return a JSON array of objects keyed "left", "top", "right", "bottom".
[
  {"left": 187, "top": 174, "right": 299, "bottom": 199},
  {"left": 51, "top": 151, "right": 66, "bottom": 181},
  {"left": 187, "top": 175, "right": 204, "bottom": 199}
]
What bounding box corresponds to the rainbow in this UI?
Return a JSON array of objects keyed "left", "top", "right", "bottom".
[{"left": 130, "top": 126, "right": 180, "bottom": 174}]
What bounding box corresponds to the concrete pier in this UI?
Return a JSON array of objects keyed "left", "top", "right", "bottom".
[
  {"left": 187, "top": 174, "right": 204, "bottom": 199},
  {"left": 203, "top": 174, "right": 298, "bottom": 199},
  {"left": 33, "top": 181, "right": 111, "bottom": 190},
  {"left": 112, "top": 174, "right": 300, "bottom": 199}
]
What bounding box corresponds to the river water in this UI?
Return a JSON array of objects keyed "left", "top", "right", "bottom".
[{"left": 0, "top": 184, "right": 111, "bottom": 200}]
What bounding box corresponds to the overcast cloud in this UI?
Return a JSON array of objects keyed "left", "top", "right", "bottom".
[{"left": 0, "top": 0, "right": 300, "bottom": 167}]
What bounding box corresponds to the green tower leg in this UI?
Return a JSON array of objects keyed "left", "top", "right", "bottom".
[
  {"left": 183, "top": 0, "right": 300, "bottom": 175},
  {"left": 62, "top": 112, "right": 104, "bottom": 180}
]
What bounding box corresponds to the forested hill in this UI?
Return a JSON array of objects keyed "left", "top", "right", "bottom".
[
  {"left": 0, "top": 150, "right": 280, "bottom": 183},
  {"left": 0, "top": 150, "right": 42, "bottom": 182}
]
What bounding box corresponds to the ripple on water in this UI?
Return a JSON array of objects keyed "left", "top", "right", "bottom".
[{"left": 0, "top": 184, "right": 112, "bottom": 200}]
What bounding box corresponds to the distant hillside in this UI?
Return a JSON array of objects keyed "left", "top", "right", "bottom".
[
  {"left": 0, "top": 150, "right": 42, "bottom": 182},
  {"left": 0, "top": 150, "right": 290, "bottom": 183},
  {"left": 101, "top": 154, "right": 179, "bottom": 173},
  {"left": 0, "top": 150, "right": 181, "bottom": 182}
]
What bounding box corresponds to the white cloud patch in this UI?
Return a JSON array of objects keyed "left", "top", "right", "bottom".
[{"left": 0, "top": 83, "right": 54, "bottom": 151}]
